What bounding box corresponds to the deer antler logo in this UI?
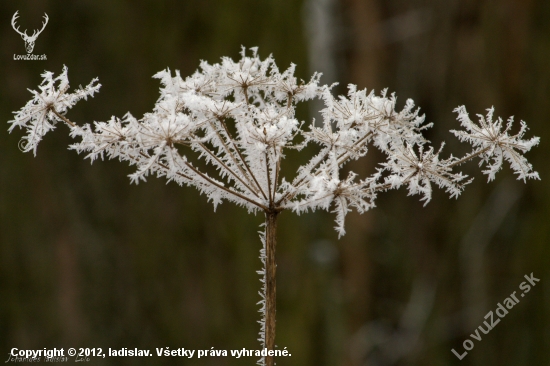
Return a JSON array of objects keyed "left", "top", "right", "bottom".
[{"left": 12, "top": 11, "right": 49, "bottom": 54}]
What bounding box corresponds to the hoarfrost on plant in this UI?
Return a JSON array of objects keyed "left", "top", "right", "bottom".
[{"left": 8, "top": 48, "right": 540, "bottom": 366}]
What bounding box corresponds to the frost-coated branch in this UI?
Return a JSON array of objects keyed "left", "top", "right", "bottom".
[{"left": 8, "top": 47, "right": 540, "bottom": 365}]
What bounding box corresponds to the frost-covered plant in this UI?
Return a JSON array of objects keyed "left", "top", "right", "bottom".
[{"left": 8, "top": 48, "right": 539, "bottom": 366}]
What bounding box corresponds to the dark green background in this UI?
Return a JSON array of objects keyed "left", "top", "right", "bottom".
[{"left": 1, "top": 1, "right": 548, "bottom": 365}]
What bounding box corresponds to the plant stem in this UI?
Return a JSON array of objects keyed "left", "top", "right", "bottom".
[{"left": 265, "top": 210, "right": 278, "bottom": 366}]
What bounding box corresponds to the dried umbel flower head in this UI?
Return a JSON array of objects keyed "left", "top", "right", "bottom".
[{"left": 8, "top": 48, "right": 540, "bottom": 366}]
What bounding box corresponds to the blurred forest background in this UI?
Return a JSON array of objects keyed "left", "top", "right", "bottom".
[{"left": 1, "top": 1, "right": 549, "bottom": 365}]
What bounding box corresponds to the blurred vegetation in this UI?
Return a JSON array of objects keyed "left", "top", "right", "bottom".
[{"left": 0, "top": 1, "right": 548, "bottom": 365}]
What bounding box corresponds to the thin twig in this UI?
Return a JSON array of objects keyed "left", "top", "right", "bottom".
[
  {"left": 447, "top": 146, "right": 491, "bottom": 168},
  {"left": 184, "top": 160, "right": 268, "bottom": 211},
  {"left": 192, "top": 138, "right": 262, "bottom": 199},
  {"left": 265, "top": 151, "right": 273, "bottom": 206},
  {"left": 52, "top": 109, "right": 76, "bottom": 127},
  {"left": 218, "top": 116, "right": 269, "bottom": 200}
]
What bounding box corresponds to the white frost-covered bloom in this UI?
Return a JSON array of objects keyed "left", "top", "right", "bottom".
[
  {"left": 8, "top": 49, "right": 540, "bottom": 230},
  {"left": 383, "top": 143, "right": 471, "bottom": 205},
  {"left": 9, "top": 65, "right": 100, "bottom": 155},
  {"left": 452, "top": 106, "right": 540, "bottom": 181}
]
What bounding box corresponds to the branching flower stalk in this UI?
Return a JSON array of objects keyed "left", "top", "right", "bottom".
[{"left": 8, "top": 48, "right": 540, "bottom": 366}]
